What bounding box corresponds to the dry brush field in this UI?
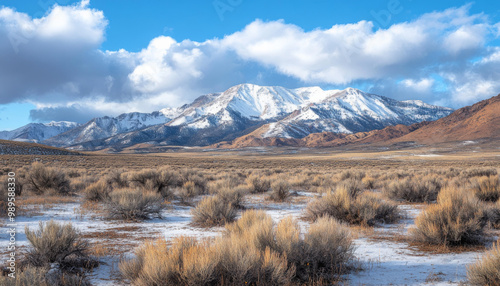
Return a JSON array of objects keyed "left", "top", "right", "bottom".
[{"left": 1, "top": 148, "right": 500, "bottom": 285}]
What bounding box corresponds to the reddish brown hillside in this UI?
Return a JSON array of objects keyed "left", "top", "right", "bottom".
[
  {"left": 392, "top": 94, "right": 500, "bottom": 144},
  {"left": 215, "top": 122, "right": 429, "bottom": 148},
  {"left": 216, "top": 94, "right": 500, "bottom": 149}
]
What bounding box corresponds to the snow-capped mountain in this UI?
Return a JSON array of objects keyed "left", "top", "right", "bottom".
[
  {"left": 61, "top": 84, "right": 453, "bottom": 150},
  {"left": 1, "top": 84, "right": 454, "bottom": 150},
  {"left": 0, "top": 121, "right": 79, "bottom": 143},
  {"left": 165, "top": 84, "right": 340, "bottom": 129},
  {"left": 260, "top": 87, "right": 454, "bottom": 138},
  {"left": 44, "top": 111, "right": 179, "bottom": 147}
]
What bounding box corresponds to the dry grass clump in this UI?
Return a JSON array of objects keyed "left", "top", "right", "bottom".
[
  {"left": 462, "top": 168, "right": 498, "bottom": 178},
  {"left": 383, "top": 175, "right": 442, "bottom": 203},
  {"left": 302, "top": 216, "right": 355, "bottom": 279},
  {"left": 0, "top": 265, "right": 91, "bottom": 286},
  {"left": 471, "top": 175, "right": 500, "bottom": 202},
  {"left": 46, "top": 271, "right": 90, "bottom": 286},
  {"left": 127, "top": 168, "right": 178, "bottom": 198},
  {"left": 69, "top": 175, "right": 96, "bottom": 193},
  {"left": 19, "top": 221, "right": 95, "bottom": 286},
  {"left": 105, "top": 188, "right": 164, "bottom": 220},
  {"left": 191, "top": 195, "right": 237, "bottom": 227},
  {"left": 0, "top": 181, "right": 7, "bottom": 217},
  {"left": 305, "top": 185, "right": 399, "bottom": 226},
  {"left": 208, "top": 175, "right": 243, "bottom": 193},
  {"left": 467, "top": 242, "right": 500, "bottom": 286},
  {"left": 339, "top": 170, "right": 365, "bottom": 181},
  {"left": 410, "top": 187, "right": 487, "bottom": 246},
  {"left": 362, "top": 176, "right": 376, "bottom": 190},
  {"left": 0, "top": 266, "right": 49, "bottom": 286},
  {"left": 177, "top": 180, "right": 205, "bottom": 203},
  {"left": 269, "top": 180, "right": 291, "bottom": 202},
  {"left": 337, "top": 178, "right": 364, "bottom": 197},
  {"left": 120, "top": 237, "right": 220, "bottom": 286},
  {"left": 215, "top": 186, "right": 247, "bottom": 209},
  {"left": 104, "top": 169, "right": 128, "bottom": 188},
  {"left": 120, "top": 211, "right": 355, "bottom": 285},
  {"left": 379, "top": 170, "right": 412, "bottom": 181},
  {"left": 485, "top": 200, "right": 500, "bottom": 229},
  {"left": 83, "top": 179, "right": 111, "bottom": 202},
  {"left": 246, "top": 174, "right": 271, "bottom": 193},
  {"left": 25, "top": 162, "right": 70, "bottom": 195},
  {"left": 0, "top": 174, "right": 24, "bottom": 196},
  {"left": 0, "top": 174, "right": 23, "bottom": 217},
  {"left": 178, "top": 168, "right": 208, "bottom": 194},
  {"left": 25, "top": 220, "right": 90, "bottom": 266},
  {"left": 439, "top": 167, "right": 462, "bottom": 178}
]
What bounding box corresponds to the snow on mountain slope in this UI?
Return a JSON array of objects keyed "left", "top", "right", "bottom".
[
  {"left": 262, "top": 88, "right": 454, "bottom": 138},
  {"left": 61, "top": 84, "right": 453, "bottom": 151},
  {"left": 44, "top": 111, "right": 178, "bottom": 147},
  {"left": 166, "top": 84, "right": 341, "bottom": 129},
  {"left": 0, "top": 121, "right": 80, "bottom": 143}
]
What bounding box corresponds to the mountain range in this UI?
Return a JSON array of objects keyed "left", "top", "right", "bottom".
[
  {"left": 217, "top": 93, "right": 500, "bottom": 148},
  {"left": 1, "top": 83, "right": 484, "bottom": 151},
  {"left": 0, "top": 121, "right": 79, "bottom": 143}
]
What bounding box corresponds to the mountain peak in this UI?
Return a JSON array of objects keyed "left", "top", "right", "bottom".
[
  {"left": 343, "top": 87, "right": 364, "bottom": 94},
  {"left": 6, "top": 84, "right": 458, "bottom": 150}
]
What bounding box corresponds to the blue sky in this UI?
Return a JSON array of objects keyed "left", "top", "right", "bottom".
[{"left": 0, "top": 0, "right": 500, "bottom": 130}]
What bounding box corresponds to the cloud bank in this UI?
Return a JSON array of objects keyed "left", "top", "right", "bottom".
[{"left": 0, "top": 2, "right": 499, "bottom": 123}]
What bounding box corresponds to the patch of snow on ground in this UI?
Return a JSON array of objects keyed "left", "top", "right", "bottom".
[
  {"left": 348, "top": 239, "right": 478, "bottom": 285},
  {"left": 0, "top": 195, "right": 489, "bottom": 286}
]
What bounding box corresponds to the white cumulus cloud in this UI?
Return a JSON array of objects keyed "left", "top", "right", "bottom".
[{"left": 0, "top": 2, "right": 499, "bottom": 124}]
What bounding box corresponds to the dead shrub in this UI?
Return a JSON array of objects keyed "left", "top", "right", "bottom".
[
  {"left": 121, "top": 211, "right": 355, "bottom": 285},
  {"left": 362, "top": 176, "right": 376, "bottom": 190},
  {"left": 269, "top": 180, "right": 290, "bottom": 202},
  {"left": 127, "top": 168, "right": 178, "bottom": 198},
  {"left": 177, "top": 181, "right": 204, "bottom": 203},
  {"left": 119, "top": 238, "right": 176, "bottom": 284},
  {"left": 467, "top": 242, "right": 500, "bottom": 286},
  {"left": 216, "top": 186, "right": 247, "bottom": 209},
  {"left": 120, "top": 237, "right": 221, "bottom": 286},
  {"left": 105, "top": 188, "right": 164, "bottom": 220},
  {"left": 337, "top": 178, "right": 364, "bottom": 197},
  {"left": 274, "top": 216, "right": 302, "bottom": 265},
  {"left": 70, "top": 175, "right": 95, "bottom": 193},
  {"left": 0, "top": 266, "right": 49, "bottom": 286},
  {"left": 410, "top": 187, "right": 487, "bottom": 246},
  {"left": 178, "top": 169, "right": 208, "bottom": 194},
  {"left": 208, "top": 176, "right": 242, "bottom": 194},
  {"left": 486, "top": 201, "right": 500, "bottom": 229},
  {"left": 471, "top": 175, "right": 500, "bottom": 202},
  {"left": 25, "top": 162, "right": 70, "bottom": 195},
  {"left": 384, "top": 175, "right": 441, "bottom": 203},
  {"left": 83, "top": 179, "right": 111, "bottom": 202},
  {"left": 0, "top": 174, "right": 23, "bottom": 197},
  {"left": 309, "top": 174, "right": 332, "bottom": 188},
  {"left": 0, "top": 181, "right": 8, "bottom": 217},
  {"left": 302, "top": 216, "right": 355, "bottom": 279},
  {"left": 305, "top": 186, "right": 399, "bottom": 226},
  {"left": 339, "top": 170, "right": 365, "bottom": 181},
  {"left": 225, "top": 210, "right": 276, "bottom": 252},
  {"left": 246, "top": 174, "right": 271, "bottom": 193},
  {"left": 24, "top": 221, "right": 91, "bottom": 270},
  {"left": 354, "top": 192, "right": 400, "bottom": 226},
  {"left": 462, "top": 168, "right": 498, "bottom": 178},
  {"left": 191, "top": 195, "right": 237, "bottom": 227},
  {"left": 104, "top": 169, "right": 128, "bottom": 188}
]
